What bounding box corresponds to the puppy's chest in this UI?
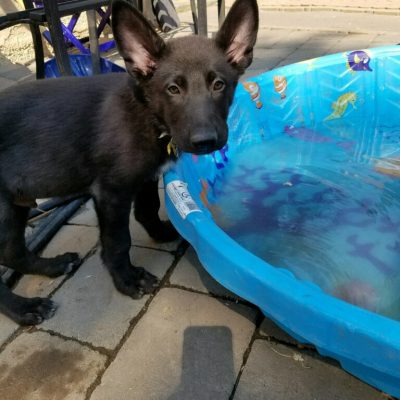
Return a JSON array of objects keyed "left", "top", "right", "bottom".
[{"left": 110, "top": 135, "right": 172, "bottom": 181}]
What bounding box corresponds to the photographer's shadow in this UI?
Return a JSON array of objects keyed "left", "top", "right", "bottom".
[{"left": 168, "top": 326, "right": 235, "bottom": 400}]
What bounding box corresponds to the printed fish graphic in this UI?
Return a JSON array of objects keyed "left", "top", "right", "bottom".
[
  {"left": 243, "top": 81, "right": 263, "bottom": 109},
  {"left": 346, "top": 50, "right": 372, "bottom": 72},
  {"left": 374, "top": 157, "right": 400, "bottom": 178},
  {"left": 273, "top": 75, "right": 287, "bottom": 99},
  {"left": 324, "top": 92, "right": 357, "bottom": 121},
  {"left": 199, "top": 179, "right": 212, "bottom": 209}
]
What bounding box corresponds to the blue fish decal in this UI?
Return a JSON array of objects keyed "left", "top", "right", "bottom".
[{"left": 346, "top": 50, "right": 372, "bottom": 72}]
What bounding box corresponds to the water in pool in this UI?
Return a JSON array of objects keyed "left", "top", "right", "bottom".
[{"left": 211, "top": 121, "right": 400, "bottom": 320}]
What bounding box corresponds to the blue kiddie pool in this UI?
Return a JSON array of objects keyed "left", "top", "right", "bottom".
[{"left": 164, "top": 45, "right": 400, "bottom": 396}]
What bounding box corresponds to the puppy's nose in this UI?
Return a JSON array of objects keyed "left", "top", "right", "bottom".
[{"left": 191, "top": 134, "right": 217, "bottom": 154}]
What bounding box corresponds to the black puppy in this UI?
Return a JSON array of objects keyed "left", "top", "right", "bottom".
[{"left": 0, "top": 0, "right": 258, "bottom": 325}]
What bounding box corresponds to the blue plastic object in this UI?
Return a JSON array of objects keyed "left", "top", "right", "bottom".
[
  {"left": 44, "top": 54, "right": 125, "bottom": 78},
  {"left": 164, "top": 45, "right": 400, "bottom": 397}
]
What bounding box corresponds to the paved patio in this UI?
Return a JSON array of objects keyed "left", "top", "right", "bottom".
[{"left": 0, "top": 3, "right": 399, "bottom": 400}]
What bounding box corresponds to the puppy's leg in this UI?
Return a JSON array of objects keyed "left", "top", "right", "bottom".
[
  {"left": 0, "top": 281, "right": 57, "bottom": 325},
  {"left": 93, "top": 185, "right": 158, "bottom": 298},
  {"left": 0, "top": 194, "right": 80, "bottom": 278},
  {"left": 134, "top": 179, "right": 179, "bottom": 242},
  {"left": 0, "top": 193, "right": 57, "bottom": 325}
]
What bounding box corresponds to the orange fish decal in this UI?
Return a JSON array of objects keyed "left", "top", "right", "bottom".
[
  {"left": 273, "top": 75, "right": 287, "bottom": 99},
  {"left": 199, "top": 179, "right": 222, "bottom": 218},
  {"left": 243, "top": 81, "right": 262, "bottom": 109},
  {"left": 200, "top": 179, "right": 211, "bottom": 209},
  {"left": 374, "top": 157, "right": 400, "bottom": 178}
]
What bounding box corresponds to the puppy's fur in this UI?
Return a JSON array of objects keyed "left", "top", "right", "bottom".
[{"left": 0, "top": 0, "right": 258, "bottom": 325}]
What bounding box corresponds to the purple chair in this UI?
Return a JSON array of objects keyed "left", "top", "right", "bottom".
[{"left": 32, "top": 0, "right": 115, "bottom": 54}]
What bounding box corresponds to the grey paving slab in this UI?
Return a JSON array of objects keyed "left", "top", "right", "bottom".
[
  {"left": 254, "top": 47, "right": 297, "bottom": 62},
  {"left": 331, "top": 34, "right": 379, "bottom": 52},
  {"left": 243, "top": 68, "right": 274, "bottom": 80},
  {"left": 15, "top": 225, "right": 99, "bottom": 299},
  {"left": 40, "top": 224, "right": 98, "bottom": 259},
  {"left": 129, "top": 186, "right": 182, "bottom": 251},
  {"left": 256, "top": 29, "right": 315, "bottom": 51},
  {"left": 170, "top": 246, "right": 241, "bottom": 300},
  {"left": 129, "top": 213, "right": 181, "bottom": 252},
  {"left": 243, "top": 45, "right": 294, "bottom": 74},
  {"left": 249, "top": 49, "right": 290, "bottom": 72},
  {"left": 255, "top": 29, "right": 296, "bottom": 49},
  {"left": 259, "top": 318, "right": 300, "bottom": 346},
  {"left": 130, "top": 244, "right": 174, "bottom": 273},
  {"left": 0, "top": 331, "right": 106, "bottom": 400},
  {"left": 0, "top": 76, "right": 15, "bottom": 91},
  {"left": 0, "top": 225, "right": 99, "bottom": 342},
  {"left": 0, "top": 65, "right": 32, "bottom": 81},
  {"left": 278, "top": 48, "right": 328, "bottom": 66},
  {"left": 256, "top": 0, "right": 399, "bottom": 11},
  {"left": 234, "top": 340, "right": 382, "bottom": 400},
  {"left": 0, "top": 318, "right": 18, "bottom": 348},
  {"left": 68, "top": 199, "right": 99, "bottom": 227},
  {"left": 90, "top": 288, "right": 257, "bottom": 400},
  {"left": 42, "top": 248, "right": 173, "bottom": 349},
  {"left": 370, "top": 34, "right": 400, "bottom": 47},
  {"left": 259, "top": 10, "right": 400, "bottom": 34},
  {"left": 298, "top": 32, "right": 349, "bottom": 51},
  {"left": 272, "top": 30, "right": 314, "bottom": 50}
]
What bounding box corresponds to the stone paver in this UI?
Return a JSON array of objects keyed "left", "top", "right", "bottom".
[
  {"left": 0, "top": 318, "right": 18, "bottom": 348},
  {"left": 128, "top": 187, "right": 182, "bottom": 251},
  {"left": 234, "top": 340, "right": 383, "bottom": 400},
  {"left": 170, "top": 246, "right": 240, "bottom": 300},
  {"left": 0, "top": 225, "right": 99, "bottom": 346},
  {"left": 129, "top": 214, "right": 182, "bottom": 252},
  {"left": 255, "top": 30, "right": 298, "bottom": 49},
  {"left": 259, "top": 318, "right": 301, "bottom": 346},
  {"left": 276, "top": 32, "right": 388, "bottom": 67},
  {"left": 15, "top": 225, "right": 99, "bottom": 299},
  {"left": 257, "top": 0, "right": 399, "bottom": 12},
  {"left": 68, "top": 199, "right": 98, "bottom": 227},
  {"left": 0, "top": 331, "right": 106, "bottom": 400},
  {"left": 0, "top": 76, "right": 15, "bottom": 91},
  {"left": 0, "top": 65, "right": 32, "bottom": 81},
  {"left": 42, "top": 248, "right": 173, "bottom": 349},
  {"left": 90, "top": 288, "right": 257, "bottom": 400},
  {"left": 258, "top": 10, "right": 400, "bottom": 34}
]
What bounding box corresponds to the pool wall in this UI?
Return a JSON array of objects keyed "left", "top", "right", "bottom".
[{"left": 164, "top": 46, "right": 400, "bottom": 396}]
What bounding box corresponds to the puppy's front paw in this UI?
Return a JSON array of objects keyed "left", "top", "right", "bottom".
[
  {"left": 51, "top": 252, "right": 82, "bottom": 275},
  {"left": 16, "top": 298, "right": 57, "bottom": 325},
  {"left": 113, "top": 266, "right": 159, "bottom": 299},
  {"left": 32, "top": 252, "right": 82, "bottom": 278},
  {"left": 150, "top": 221, "right": 179, "bottom": 243}
]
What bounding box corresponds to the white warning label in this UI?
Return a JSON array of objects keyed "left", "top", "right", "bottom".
[{"left": 166, "top": 180, "right": 201, "bottom": 219}]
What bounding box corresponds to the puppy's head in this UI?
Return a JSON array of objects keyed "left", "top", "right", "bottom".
[{"left": 112, "top": 0, "right": 258, "bottom": 155}]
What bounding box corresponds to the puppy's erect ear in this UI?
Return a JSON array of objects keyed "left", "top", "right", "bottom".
[
  {"left": 215, "top": 0, "right": 259, "bottom": 73},
  {"left": 112, "top": 0, "right": 165, "bottom": 77}
]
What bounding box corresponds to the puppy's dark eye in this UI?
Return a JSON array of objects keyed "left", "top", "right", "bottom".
[
  {"left": 167, "top": 84, "right": 180, "bottom": 95},
  {"left": 213, "top": 79, "right": 225, "bottom": 92}
]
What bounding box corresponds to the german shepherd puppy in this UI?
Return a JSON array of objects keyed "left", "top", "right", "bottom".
[{"left": 0, "top": 0, "right": 258, "bottom": 325}]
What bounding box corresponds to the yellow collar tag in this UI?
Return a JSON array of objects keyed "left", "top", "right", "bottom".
[{"left": 167, "top": 139, "right": 178, "bottom": 157}]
